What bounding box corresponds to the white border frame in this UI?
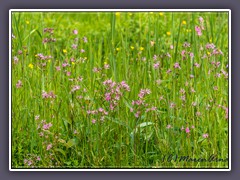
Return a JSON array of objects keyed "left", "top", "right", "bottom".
[{"left": 9, "top": 9, "right": 231, "bottom": 171}]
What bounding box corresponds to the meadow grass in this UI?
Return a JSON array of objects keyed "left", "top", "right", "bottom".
[{"left": 11, "top": 11, "right": 229, "bottom": 168}]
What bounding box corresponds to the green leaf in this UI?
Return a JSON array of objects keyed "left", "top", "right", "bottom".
[
  {"left": 54, "top": 148, "right": 66, "bottom": 157},
  {"left": 66, "top": 138, "right": 77, "bottom": 148},
  {"left": 23, "top": 29, "right": 38, "bottom": 42}
]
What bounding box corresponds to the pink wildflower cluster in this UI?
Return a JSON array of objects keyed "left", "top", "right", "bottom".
[
  {"left": 131, "top": 89, "right": 156, "bottom": 118},
  {"left": 36, "top": 53, "right": 52, "bottom": 60},
  {"left": 221, "top": 69, "right": 228, "bottom": 79},
  {"left": 138, "top": 89, "right": 151, "bottom": 99},
  {"left": 24, "top": 154, "right": 41, "bottom": 167},
  {"left": 153, "top": 62, "right": 160, "bottom": 69},
  {"left": 42, "top": 122, "right": 53, "bottom": 130},
  {"left": 43, "top": 28, "right": 54, "bottom": 34},
  {"left": 87, "top": 107, "right": 109, "bottom": 123},
  {"left": 195, "top": 17, "right": 204, "bottom": 36},
  {"left": 42, "top": 91, "right": 56, "bottom": 99},
  {"left": 42, "top": 38, "right": 56, "bottom": 44},
  {"left": 103, "top": 79, "right": 130, "bottom": 110},
  {"left": 173, "top": 62, "right": 181, "bottom": 69},
  {"left": 36, "top": 119, "right": 53, "bottom": 131},
  {"left": 42, "top": 28, "right": 56, "bottom": 44},
  {"left": 206, "top": 43, "right": 215, "bottom": 49},
  {"left": 71, "top": 85, "right": 80, "bottom": 93}
]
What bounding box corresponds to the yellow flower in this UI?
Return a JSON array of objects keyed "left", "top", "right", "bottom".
[
  {"left": 115, "top": 12, "right": 120, "bottom": 16},
  {"left": 210, "top": 38, "right": 212, "bottom": 43},
  {"left": 63, "top": 49, "right": 67, "bottom": 53},
  {"left": 159, "top": 12, "right": 164, "bottom": 16},
  {"left": 26, "top": 20, "right": 30, "bottom": 24},
  {"left": 48, "top": 60, "right": 51, "bottom": 63},
  {"left": 207, "top": 52, "right": 211, "bottom": 55},
  {"left": 116, "top": 48, "right": 120, "bottom": 51},
  {"left": 166, "top": 31, "right": 171, "bottom": 36},
  {"left": 28, "top": 63, "right": 33, "bottom": 69},
  {"left": 72, "top": 62, "right": 75, "bottom": 65},
  {"left": 130, "top": 46, "right": 134, "bottom": 50},
  {"left": 140, "top": 47, "right": 144, "bottom": 51},
  {"left": 84, "top": 57, "right": 87, "bottom": 60},
  {"left": 182, "top": 20, "right": 187, "bottom": 25}
]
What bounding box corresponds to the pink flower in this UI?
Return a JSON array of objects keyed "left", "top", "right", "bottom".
[
  {"left": 196, "top": 112, "right": 201, "bottom": 117},
  {"left": 185, "top": 127, "right": 190, "bottom": 133},
  {"left": 71, "top": 85, "right": 80, "bottom": 93},
  {"left": 28, "top": 160, "right": 33, "bottom": 166},
  {"left": 166, "top": 69, "right": 172, "bottom": 74},
  {"left": 120, "top": 81, "right": 130, "bottom": 91},
  {"left": 98, "top": 108, "right": 104, "bottom": 112},
  {"left": 71, "top": 44, "right": 77, "bottom": 49},
  {"left": 105, "top": 93, "right": 111, "bottom": 101},
  {"left": 138, "top": 89, "right": 151, "bottom": 99},
  {"left": 55, "top": 66, "right": 61, "bottom": 71},
  {"left": 134, "top": 112, "right": 140, "bottom": 118},
  {"left": 153, "top": 55, "right": 158, "bottom": 61},
  {"left": 181, "top": 126, "right": 185, "bottom": 131},
  {"left": 153, "top": 62, "right": 160, "bottom": 69},
  {"left": 14, "top": 56, "right": 19, "bottom": 64},
  {"left": 35, "top": 115, "right": 40, "bottom": 120},
  {"left": 191, "top": 125, "right": 195, "bottom": 129},
  {"left": 192, "top": 102, "right": 197, "bottom": 106},
  {"left": 169, "top": 102, "right": 176, "bottom": 109},
  {"left": 170, "top": 45, "right": 174, "bottom": 49},
  {"left": 203, "top": 133, "right": 209, "bottom": 138},
  {"left": 180, "top": 88, "right": 185, "bottom": 94},
  {"left": 46, "top": 144, "right": 52, "bottom": 151},
  {"left": 73, "top": 29, "right": 78, "bottom": 35},
  {"left": 42, "top": 122, "right": 53, "bottom": 130},
  {"left": 92, "top": 119, "right": 96, "bottom": 124},
  {"left": 166, "top": 124, "right": 172, "bottom": 129},
  {"left": 16, "top": 80, "right": 23, "bottom": 88},
  {"left": 195, "top": 26, "right": 202, "bottom": 36},
  {"left": 173, "top": 62, "right": 181, "bottom": 69},
  {"left": 194, "top": 63, "right": 200, "bottom": 68},
  {"left": 66, "top": 71, "right": 71, "bottom": 76},
  {"left": 104, "top": 64, "right": 110, "bottom": 69},
  {"left": 36, "top": 156, "right": 41, "bottom": 161},
  {"left": 190, "top": 52, "right": 194, "bottom": 58},
  {"left": 42, "top": 91, "right": 49, "bottom": 99},
  {"left": 199, "top": 16, "right": 204, "bottom": 23},
  {"left": 83, "top": 36, "right": 88, "bottom": 43},
  {"left": 181, "top": 50, "right": 185, "bottom": 56},
  {"left": 62, "top": 63, "right": 68, "bottom": 67}
]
